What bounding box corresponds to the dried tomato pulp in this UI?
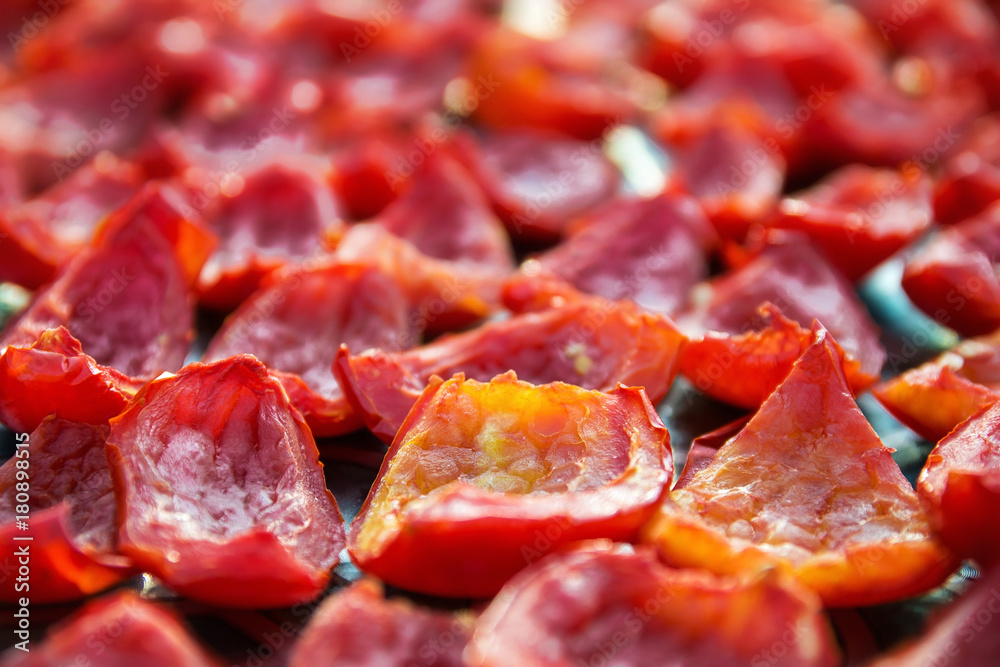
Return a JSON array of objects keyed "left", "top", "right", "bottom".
[
  {"left": 348, "top": 372, "right": 672, "bottom": 597},
  {"left": 106, "top": 355, "right": 345, "bottom": 608}
]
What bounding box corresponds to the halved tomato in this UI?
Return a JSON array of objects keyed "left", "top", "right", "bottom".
[
  {"left": 0, "top": 184, "right": 214, "bottom": 432},
  {"left": 902, "top": 201, "right": 1000, "bottom": 337},
  {"left": 335, "top": 290, "right": 687, "bottom": 443},
  {"left": 288, "top": 579, "right": 471, "bottom": 667},
  {"left": 768, "top": 164, "right": 934, "bottom": 281},
  {"left": 0, "top": 417, "right": 130, "bottom": 604},
  {"left": 873, "top": 330, "right": 1000, "bottom": 443},
  {"left": 204, "top": 261, "right": 418, "bottom": 437},
  {"left": 1, "top": 592, "right": 220, "bottom": 667},
  {"left": 680, "top": 231, "right": 886, "bottom": 385},
  {"left": 455, "top": 128, "right": 621, "bottom": 245},
  {"left": 348, "top": 372, "right": 672, "bottom": 597},
  {"left": 642, "top": 331, "right": 955, "bottom": 607},
  {"left": 918, "top": 401, "right": 1000, "bottom": 567},
  {"left": 680, "top": 303, "right": 871, "bottom": 409},
  {"left": 106, "top": 355, "right": 345, "bottom": 608},
  {"left": 465, "top": 543, "right": 840, "bottom": 667},
  {"left": 524, "top": 192, "right": 715, "bottom": 317}
]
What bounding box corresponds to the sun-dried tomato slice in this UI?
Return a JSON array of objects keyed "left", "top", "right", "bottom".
[
  {"left": 934, "top": 113, "right": 1000, "bottom": 226},
  {"left": 0, "top": 185, "right": 213, "bottom": 432},
  {"left": 1, "top": 592, "right": 220, "bottom": 667},
  {"left": 190, "top": 159, "right": 344, "bottom": 311},
  {"left": 902, "top": 202, "right": 1000, "bottom": 337},
  {"left": 204, "top": 261, "right": 418, "bottom": 437},
  {"left": 642, "top": 331, "right": 955, "bottom": 607},
  {"left": 469, "top": 28, "right": 636, "bottom": 140},
  {"left": 0, "top": 417, "right": 129, "bottom": 603},
  {"left": 667, "top": 121, "right": 786, "bottom": 243},
  {"left": 873, "top": 332, "right": 1000, "bottom": 442},
  {"left": 681, "top": 231, "right": 886, "bottom": 384},
  {"left": 768, "top": 164, "right": 934, "bottom": 281},
  {"left": 105, "top": 355, "right": 345, "bottom": 608},
  {"left": 455, "top": 128, "right": 620, "bottom": 244},
  {"left": 867, "top": 560, "right": 1000, "bottom": 667},
  {"left": 348, "top": 372, "right": 671, "bottom": 597},
  {"left": 0, "top": 154, "right": 141, "bottom": 290},
  {"left": 335, "top": 290, "right": 687, "bottom": 443},
  {"left": 523, "top": 192, "right": 715, "bottom": 317},
  {"left": 680, "top": 304, "right": 868, "bottom": 408},
  {"left": 288, "top": 579, "right": 471, "bottom": 667},
  {"left": 465, "top": 544, "right": 839, "bottom": 667},
  {"left": 333, "top": 224, "right": 505, "bottom": 334},
  {"left": 917, "top": 401, "right": 1000, "bottom": 568}
]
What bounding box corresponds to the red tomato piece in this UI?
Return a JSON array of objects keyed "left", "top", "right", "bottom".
[
  {"left": 348, "top": 372, "right": 672, "bottom": 597},
  {"left": 465, "top": 544, "right": 840, "bottom": 667},
  {"left": 0, "top": 328, "right": 144, "bottom": 433},
  {"left": 642, "top": 331, "right": 955, "bottom": 607},
  {"left": 105, "top": 355, "right": 345, "bottom": 608},
  {"left": 288, "top": 579, "right": 471, "bottom": 667},
  {"left": 0, "top": 154, "right": 141, "bottom": 289},
  {"left": 680, "top": 303, "right": 871, "bottom": 409},
  {"left": 333, "top": 223, "right": 506, "bottom": 333},
  {"left": 0, "top": 592, "right": 220, "bottom": 667},
  {"left": 769, "top": 164, "right": 934, "bottom": 281},
  {"left": 0, "top": 185, "right": 214, "bottom": 432},
  {"left": 375, "top": 147, "right": 514, "bottom": 272},
  {"left": 455, "top": 128, "right": 621, "bottom": 244},
  {"left": 329, "top": 127, "right": 415, "bottom": 220},
  {"left": 918, "top": 401, "right": 1000, "bottom": 567},
  {"left": 867, "top": 560, "right": 1000, "bottom": 667},
  {"left": 335, "top": 290, "right": 687, "bottom": 443},
  {"left": 191, "top": 160, "right": 344, "bottom": 311},
  {"left": 667, "top": 121, "right": 786, "bottom": 243},
  {"left": 873, "top": 331, "right": 1000, "bottom": 442},
  {"left": 902, "top": 202, "right": 1000, "bottom": 337},
  {"left": 469, "top": 28, "right": 636, "bottom": 140},
  {"left": 204, "top": 261, "right": 419, "bottom": 437},
  {"left": 934, "top": 113, "right": 1000, "bottom": 226},
  {"left": 525, "top": 192, "right": 715, "bottom": 317},
  {"left": 681, "top": 231, "right": 886, "bottom": 383},
  {"left": 0, "top": 417, "right": 129, "bottom": 603}
]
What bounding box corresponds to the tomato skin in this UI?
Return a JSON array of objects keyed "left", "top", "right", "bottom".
[
  {"left": 465, "top": 544, "right": 840, "bottom": 667},
  {"left": 918, "top": 401, "right": 1000, "bottom": 568},
  {"left": 902, "top": 203, "right": 1000, "bottom": 337},
  {"left": 0, "top": 592, "right": 221, "bottom": 667},
  {"left": 204, "top": 261, "right": 418, "bottom": 437},
  {"left": 767, "top": 165, "right": 934, "bottom": 282},
  {"left": 643, "top": 331, "right": 955, "bottom": 608},
  {"left": 335, "top": 291, "right": 687, "bottom": 443},
  {"left": 288, "top": 579, "right": 470, "bottom": 667},
  {"left": 348, "top": 373, "right": 672, "bottom": 598},
  {"left": 106, "top": 355, "right": 345, "bottom": 608},
  {"left": 0, "top": 327, "right": 143, "bottom": 433}
]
